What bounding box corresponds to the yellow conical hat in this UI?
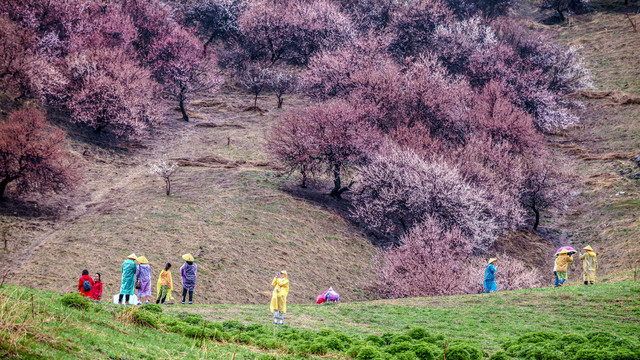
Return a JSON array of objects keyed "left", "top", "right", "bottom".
[
  {"left": 488, "top": 258, "right": 497, "bottom": 265},
  {"left": 558, "top": 249, "right": 569, "bottom": 255},
  {"left": 137, "top": 256, "right": 149, "bottom": 264},
  {"left": 182, "top": 253, "right": 194, "bottom": 262},
  {"left": 584, "top": 245, "right": 593, "bottom": 251},
  {"left": 127, "top": 253, "right": 138, "bottom": 260}
]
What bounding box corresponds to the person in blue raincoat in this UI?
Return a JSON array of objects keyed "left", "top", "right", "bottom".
[
  {"left": 484, "top": 258, "right": 498, "bottom": 293},
  {"left": 118, "top": 253, "right": 138, "bottom": 304}
]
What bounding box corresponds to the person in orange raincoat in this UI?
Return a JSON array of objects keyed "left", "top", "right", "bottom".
[
  {"left": 156, "top": 263, "right": 173, "bottom": 304},
  {"left": 580, "top": 245, "right": 598, "bottom": 285},
  {"left": 270, "top": 271, "right": 289, "bottom": 325}
]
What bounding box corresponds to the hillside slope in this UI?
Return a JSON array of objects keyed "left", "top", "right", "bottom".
[
  {"left": 2, "top": 282, "right": 639, "bottom": 359},
  {"left": 535, "top": 1, "right": 640, "bottom": 275},
  {"left": 0, "top": 93, "right": 376, "bottom": 304}
]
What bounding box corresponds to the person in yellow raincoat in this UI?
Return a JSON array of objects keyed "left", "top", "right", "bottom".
[
  {"left": 270, "top": 271, "right": 289, "bottom": 325},
  {"left": 556, "top": 249, "right": 573, "bottom": 286},
  {"left": 156, "top": 262, "right": 173, "bottom": 304},
  {"left": 579, "top": 245, "right": 598, "bottom": 285}
]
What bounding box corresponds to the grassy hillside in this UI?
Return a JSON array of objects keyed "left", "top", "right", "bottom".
[
  {"left": 0, "top": 92, "right": 377, "bottom": 304},
  {"left": 2, "top": 282, "right": 639, "bottom": 359}
]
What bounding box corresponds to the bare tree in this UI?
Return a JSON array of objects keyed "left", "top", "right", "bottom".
[{"left": 150, "top": 159, "right": 179, "bottom": 196}]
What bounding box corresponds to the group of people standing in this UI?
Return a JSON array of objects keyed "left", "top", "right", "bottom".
[
  {"left": 77, "top": 253, "right": 197, "bottom": 305},
  {"left": 117, "top": 253, "right": 198, "bottom": 305},
  {"left": 77, "top": 270, "right": 103, "bottom": 300},
  {"left": 554, "top": 245, "right": 598, "bottom": 287},
  {"left": 484, "top": 245, "right": 599, "bottom": 293}
]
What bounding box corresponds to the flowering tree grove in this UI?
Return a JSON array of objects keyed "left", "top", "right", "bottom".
[
  {"left": 147, "top": 27, "right": 222, "bottom": 122},
  {"left": 0, "top": 109, "right": 78, "bottom": 200}
]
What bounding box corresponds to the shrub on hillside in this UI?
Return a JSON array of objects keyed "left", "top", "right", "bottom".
[
  {"left": 140, "top": 303, "right": 162, "bottom": 314},
  {"left": 0, "top": 108, "right": 78, "bottom": 200},
  {"left": 357, "top": 346, "right": 383, "bottom": 360},
  {"left": 60, "top": 293, "right": 91, "bottom": 310},
  {"left": 446, "top": 342, "right": 484, "bottom": 360}
]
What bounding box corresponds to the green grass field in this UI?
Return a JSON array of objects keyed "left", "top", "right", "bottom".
[{"left": 2, "top": 282, "right": 639, "bottom": 359}]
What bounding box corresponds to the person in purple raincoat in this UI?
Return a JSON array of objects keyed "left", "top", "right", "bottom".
[
  {"left": 135, "top": 256, "right": 152, "bottom": 305},
  {"left": 180, "top": 253, "right": 197, "bottom": 304}
]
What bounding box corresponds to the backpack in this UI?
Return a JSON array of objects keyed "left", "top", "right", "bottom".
[{"left": 83, "top": 280, "right": 92, "bottom": 292}]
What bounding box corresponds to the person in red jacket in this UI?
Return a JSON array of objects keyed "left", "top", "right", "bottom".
[
  {"left": 78, "top": 269, "right": 94, "bottom": 297},
  {"left": 90, "top": 273, "right": 103, "bottom": 301}
]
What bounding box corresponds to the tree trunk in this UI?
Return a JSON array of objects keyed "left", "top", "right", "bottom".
[
  {"left": 179, "top": 88, "right": 189, "bottom": 122},
  {"left": 300, "top": 168, "right": 307, "bottom": 188},
  {"left": 0, "top": 177, "right": 11, "bottom": 200},
  {"left": 254, "top": 93, "right": 258, "bottom": 109},
  {"left": 557, "top": 8, "right": 565, "bottom": 22},
  {"left": 532, "top": 206, "right": 540, "bottom": 231},
  {"left": 165, "top": 178, "right": 171, "bottom": 196},
  {"left": 330, "top": 167, "right": 342, "bottom": 198},
  {"left": 277, "top": 95, "right": 283, "bottom": 109}
]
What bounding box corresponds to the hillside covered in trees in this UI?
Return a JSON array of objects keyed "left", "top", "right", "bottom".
[{"left": 0, "top": 0, "right": 639, "bottom": 303}]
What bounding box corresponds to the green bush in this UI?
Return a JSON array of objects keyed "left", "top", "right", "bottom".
[
  {"left": 573, "top": 348, "right": 612, "bottom": 360},
  {"left": 255, "top": 338, "right": 282, "bottom": 350},
  {"left": 222, "top": 319, "right": 244, "bottom": 331},
  {"left": 365, "top": 335, "right": 386, "bottom": 347},
  {"left": 61, "top": 293, "right": 91, "bottom": 310},
  {"left": 293, "top": 341, "right": 312, "bottom": 356},
  {"left": 446, "top": 343, "right": 483, "bottom": 360},
  {"left": 310, "top": 340, "right": 329, "bottom": 355},
  {"left": 406, "top": 327, "right": 430, "bottom": 340},
  {"left": 160, "top": 315, "right": 178, "bottom": 326},
  {"left": 131, "top": 308, "right": 160, "bottom": 328},
  {"left": 358, "top": 346, "right": 383, "bottom": 360},
  {"left": 325, "top": 335, "right": 349, "bottom": 351},
  {"left": 394, "top": 351, "right": 418, "bottom": 360},
  {"left": 559, "top": 334, "right": 588, "bottom": 346},
  {"left": 414, "top": 343, "right": 440, "bottom": 360},
  {"left": 507, "top": 343, "right": 563, "bottom": 360},
  {"left": 386, "top": 342, "right": 414, "bottom": 355},
  {"left": 181, "top": 314, "right": 204, "bottom": 325},
  {"left": 391, "top": 335, "right": 413, "bottom": 344},
  {"left": 140, "top": 303, "right": 162, "bottom": 314},
  {"left": 347, "top": 345, "right": 363, "bottom": 359},
  {"left": 489, "top": 351, "right": 512, "bottom": 360}
]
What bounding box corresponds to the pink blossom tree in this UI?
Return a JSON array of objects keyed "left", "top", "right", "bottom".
[
  {"left": 267, "top": 110, "right": 319, "bottom": 188},
  {"left": 147, "top": 26, "right": 222, "bottom": 121},
  {"left": 377, "top": 217, "right": 473, "bottom": 298},
  {"left": 184, "top": 0, "right": 247, "bottom": 54},
  {"left": 265, "top": 69, "right": 297, "bottom": 109},
  {"left": 352, "top": 148, "right": 503, "bottom": 250},
  {"left": 65, "top": 48, "right": 159, "bottom": 138},
  {"left": 0, "top": 108, "right": 78, "bottom": 200},
  {"left": 269, "top": 100, "right": 381, "bottom": 197},
  {"left": 238, "top": 0, "right": 354, "bottom": 65}
]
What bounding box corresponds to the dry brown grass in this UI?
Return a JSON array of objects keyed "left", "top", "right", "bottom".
[
  {"left": 0, "top": 90, "right": 377, "bottom": 305},
  {"left": 552, "top": 9, "right": 640, "bottom": 94}
]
